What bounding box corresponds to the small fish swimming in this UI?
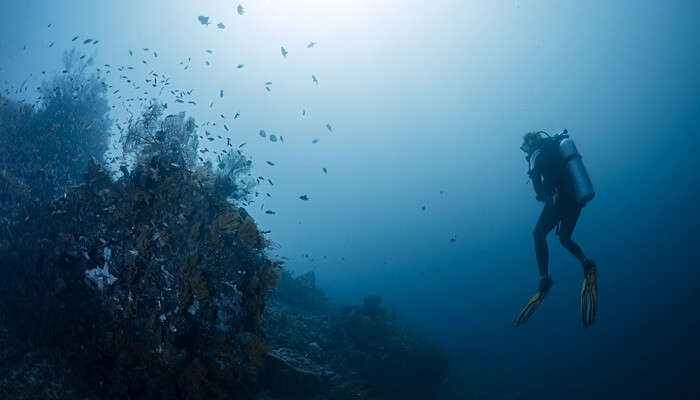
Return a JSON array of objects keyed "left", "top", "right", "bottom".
[
  {"left": 259, "top": 130, "right": 266, "bottom": 138},
  {"left": 312, "top": 75, "right": 318, "bottom": 84},
  {"left": 266, "top": 161, "right": 275, "bottom": 166},
  {"left": 217, "top": 22, "right": 225, "bottom": 29},
  {"left": 280, "top": 46, "right": 288, "bottom": 58},
  {"left": 326, "top": 123, "right": 333, "bottom": 132},
  {"left": 299, "top": 195, "right": 309, "bottom": 201},
  {"left": 237, "top": 4, "right": 245, "bottom": 15},
  {"left": 307, "top": 42, "right": 316, "bottom": 48},
  {"left": 236, "top": 64, "right": 244, "bottom": 69},
  {"left": 198, "top": 16, "right": 210, "bottom": 25}
]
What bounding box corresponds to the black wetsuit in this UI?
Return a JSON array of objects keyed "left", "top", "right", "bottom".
[{"left": 528, "top": 139, "right": 586, "bottom": 277}]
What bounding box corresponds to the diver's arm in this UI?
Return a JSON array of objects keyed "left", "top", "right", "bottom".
[{"left": 529, "top": 168, "right": 546, "bottom": 202}]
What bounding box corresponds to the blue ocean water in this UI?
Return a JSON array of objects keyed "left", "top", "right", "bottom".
[{"left": 1, "top": 1, "right": 699, "bottom": 398}]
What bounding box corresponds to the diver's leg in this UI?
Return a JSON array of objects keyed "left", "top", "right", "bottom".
[
  {"left": 517, "top": 206, "right": 559, "bottom": 326},
  {"left": 533, "top": 204, "right": 559, "bottom": 278},
  {"left": 557, "top": 205, "right": 586, "bottom": 263},
  {"left": 557, "top": 204, "right": 598, "bottom": 327}
]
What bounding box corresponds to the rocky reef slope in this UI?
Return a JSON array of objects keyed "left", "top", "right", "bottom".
[{"left": 258, "top": 270, "right": 450, "bottom": 400}]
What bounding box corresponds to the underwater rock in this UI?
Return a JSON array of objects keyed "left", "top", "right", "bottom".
[
  {"left": 271, "top": 270, "right": 326, "bottom": 312},
  {"left": 263, "top": 273, "right": 450, "bottom": 400},
  {"left": 263, "top": 347, "right": 333, "bottom": 397}
]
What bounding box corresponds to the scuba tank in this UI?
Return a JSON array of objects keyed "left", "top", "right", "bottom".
[{"left": 553, "top": 129, "right": 595, "bottom": 207}]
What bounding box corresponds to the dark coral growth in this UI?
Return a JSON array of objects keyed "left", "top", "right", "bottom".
[
  {"left": 261, "top": 272, "right": 450, "bottom": 400},
  {"left": 271, "top": 269, "right": 327, "bottom": 312},
  {"left": 0, "top": 56, "right": 278, "bottom": 399}
]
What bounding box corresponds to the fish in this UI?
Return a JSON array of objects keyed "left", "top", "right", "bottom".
[
  {"left": 259, "top": 130, "right": 266, "bottom": 138},
  {"left": 239, "top": 142, "right": 246, "bottom": 148},
  {"left": 198, "top": 16, "right": 210, "bottom": 25},
  {"left": 48, "top": 41, "right": 54, "bottom": 47},
  {"left": 220, "top": 89, "right": 223, "bottom": 98},
  {"left": 224, "top": 124, "right": 229, "bottom": 131},
  {"left": 302, "top": 109, "right": 306, "bottom": 116},
  {"left": 265, "top": 81, "right": 272, "bottom": 85},
  {"left": 265, "top": 210, "right": 276, "bottom": 215},
  {"left": 266, "top": 161, "right": 275, "bottom": 166},
  {"left": 269, "top": 134, "right": 277, "bottom": 142},
  {"left": 83, "top": 39, "right": 92, "bottom": 44},
  {"left": 280, "top": 46, "right": 288, "bottom": 58},
  {"left": 326, "top": 123, "right": 333, "bottom": 132},
  {"left": 307, "top": 42, "right": 316, "bottom": 48},
  {"left": 265, "top": 86, "right": 271, "bottom": 92},
  {"left": 312, "top": 139, "right": 319, "bottom": 144},
  {"left": 72, "top": 35, "right": 79, "bottom": 41},
  {"left": 267, "top": 178, "right": 274, "bottom": 186},
  {"left": 236, "top": 64, "right": 244, "bottom": 69},
  {"left": 312, "top": 75, "right": 318, "bottom": 84},
  {"left": 217, "top": 22, "right": 226, "bottom": 29},
  {"left": 206, "top": 49, "right": 213, "bottom": 54},
  {"left": 322, "top": 167, "right": 327, "bottom": 174},
  {"left": 234, "top": 112, "right": 240, "bottom": 119},
  {"left": 237, "top": 4, "right": 245, "bottom": 15},
  {"left": 421, "top": 206, "right": 426, "bottom": 211},
  {"left": 299, "top": 195, "right": 309, "bottom": 201}
]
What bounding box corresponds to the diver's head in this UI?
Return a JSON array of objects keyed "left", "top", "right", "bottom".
[{"left": 521, "top": 131, "right": 543, "bottom": 155}]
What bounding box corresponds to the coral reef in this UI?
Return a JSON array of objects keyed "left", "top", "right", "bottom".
[
  {"left": 0, "top": 52, "right": 449, "bottom": 400},
  {"left": 260, "top": 272, "right": 450, "bottom": 400},
  {"left": 0, "top": 58, "right": 277, "bottom": 399}
]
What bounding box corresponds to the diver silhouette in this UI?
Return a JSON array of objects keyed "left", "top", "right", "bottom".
[{"left": 515, "top": 130, "right": 598, "bottom": 327}]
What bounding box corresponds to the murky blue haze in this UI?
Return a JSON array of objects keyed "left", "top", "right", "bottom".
[{"left": 1, "top": 1, "right": 699, "bottom": 398}]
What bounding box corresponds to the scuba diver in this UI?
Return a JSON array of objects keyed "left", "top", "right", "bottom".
[{"left": 515, "top": 129, "right": 598, "bottom": 327}]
